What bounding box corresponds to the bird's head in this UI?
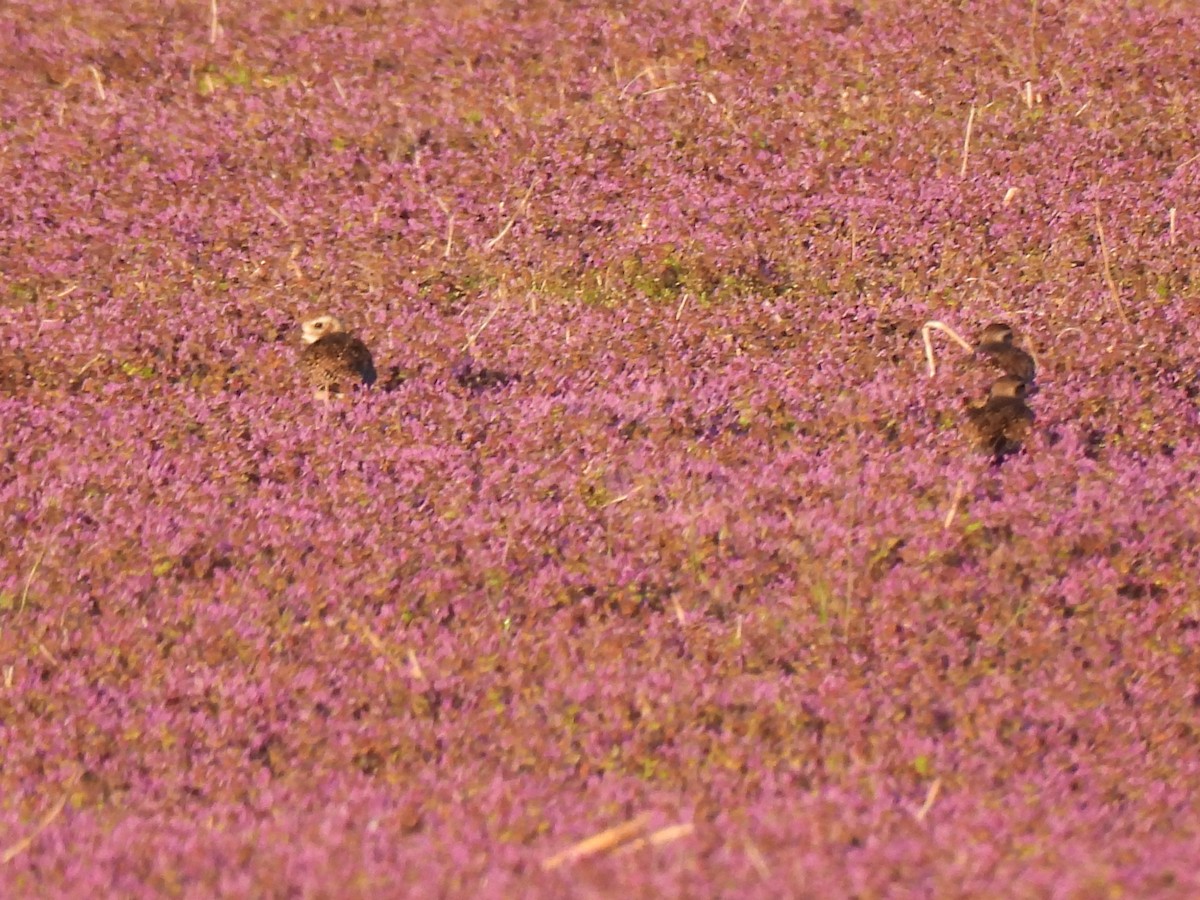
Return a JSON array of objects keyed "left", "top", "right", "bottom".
[
  {"left": 978, "top": 322, "right": 1015, "bottom": 347},
  {"left": 301, "top": 315, "right": 344, "bottom": 344}
]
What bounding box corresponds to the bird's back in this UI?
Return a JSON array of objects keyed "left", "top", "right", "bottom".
[
  {"left": 965, "top": 396, "right": 1033, "bottom": 455},
  {"left": 978, "top": 342, "right": 1035, "bottom": 383},
  {"left": 301, "top": 332, "right": 376, "bottom": 388}
]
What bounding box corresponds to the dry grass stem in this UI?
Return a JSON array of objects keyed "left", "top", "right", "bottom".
[
  {"left": 672, "top": 597, "right": 688, "bottom": 627},
  {"left": 485, "top": 181, "right": 537, "bottom": 251},
  {"left": 1, "top": 775, "right": 80, "bottom": 864},
  {"left": 744, "top": 838, "right": 772, "bottom": 879},
  {"left": 913, "top": 778, "right": 942, "bottom": 823},
  {"left": 674, "top": 292, "right": 690, "bottom": 322},
  {"left": 265, "top": 205, "right": 291, "bottom": 228},
  {"left": 87, "top": 65, "right": 105, "bottom": 101},
  {"left": 75, "top": 354, "right": 104, "bottom": 378},
  {"left": 614, "top": 822, "right": 696, "bottom": 855},
  {"left": 406, "top": 650, "right": 425, "bottom": 681},
  {"left": 17, "top": 547, "right": 47, "bottom": 615},
  {"left": 209, "top": 0, "right": 221, "bottom": 43},
  {"left": 959, "top": 103, "right": 976, "bottom": 178},
  {"left": 601, "top": 486, "right": 644, "bottom": 508},
  {"left": 36, "top": 642, "right": 59, "bottom": 666},
  {"left": 921, "top": 320, "right": 974, "bottom": 377},
  {"left": 619, "top": 67, "right": 658, "bottom": 99},
  {"left": 1093, "top": 205, "right": 1131, "bottom": 327},
  {"left": 943, "top": 480, "right": 965, "bottom": 530},
  {"left": 346, "top": 614, "right": 407, "bottom": 673},
  {"left": 1175, "top": 151, "right": 1200, "bottom": 175},
  {"left": 541, "top": 815, "right": 649, "bottom": 870},
  {"left": 638, "top": 84, "right": 684, "bottom": 99},
  {"left": 463, "top": 297, "right": 506, "bottom": 351},
  {"left": 1169, "top": 207, "right": 1177, "bottom": 245},
  {"left": 429, "top": 196, "right": 454, "bottom": 258}
]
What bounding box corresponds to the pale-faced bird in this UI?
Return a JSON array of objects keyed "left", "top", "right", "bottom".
[{"left": 299, "top": 315, "right": 376, "bottom": 400}]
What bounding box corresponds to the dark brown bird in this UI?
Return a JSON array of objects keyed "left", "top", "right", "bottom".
[
  {"left": 964, "top": 375, "right": 1034, "bottom": 461},
  {"left": 299, "top": 315, "right": 376, "bottom": 400},
  {"left": 976, "top": 322, "right": 1036, "bottom": 384}
]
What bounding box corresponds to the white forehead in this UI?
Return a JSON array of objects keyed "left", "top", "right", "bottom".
[{"left": 301, "top": 315, "right": 344, "bottom": 343}]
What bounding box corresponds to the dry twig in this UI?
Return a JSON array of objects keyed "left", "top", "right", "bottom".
[
  {"left": 1093, "top": 204, "right": 1131, "bottom": 327},
  {"left": 541, "top": 815, "right": 649, "bottom": 870},
  {"left": 87, "top": 65, "right": 105, "bottom": 101},
  {"left": 959, "top": 104, "right": 976, "bottom": 178},
  {"left": 485, "top": 181, "right": 537, "bottom": 251},
  {"left": 614, "top": 822, "right": 695, "bottom": 855},
  {"left": 921, "top": 320, "right": 974, "bottom": 377},
  {"left": 17, "top": 547, "right": 47, "bottom": 615},
  {"left": 913, "top": 778, "right": 942, "bottom": 823},
  {"left": 942, "top": 481, "right": 965, "bottom": 529},
  {"left": 346, "top": 614, "right": 410, "bottom": 674},
  {"left": 1, "top": 774, "right": 80, "bottom": 864},
  {"left": 462, "top": 297, "right": 506, "bottom": 351}
]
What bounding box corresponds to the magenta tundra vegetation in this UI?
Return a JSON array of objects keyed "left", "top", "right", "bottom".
[{"left": 3, "top": 0, "right": 1200, "bottom": 895}]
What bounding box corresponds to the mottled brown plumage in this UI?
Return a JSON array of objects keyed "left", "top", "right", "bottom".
[
  {"left": 299, "top": 315, "right": 376, "bottom": 400},
  {"left": 964, "top": 375, "right": 1034, "bottom": 460},
  {"left": 976, "top": 322, "right": 1036, "bottom": 384}
]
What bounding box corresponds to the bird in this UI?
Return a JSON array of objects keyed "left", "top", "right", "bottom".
[
  {"left": 976, "top": 322, "right": 1036, "bottom": 384},
  {"left": 964, "top": 375, "right": 1034, "bottom": 461},
  {"left": 298, "top": 315, "right": 376, "bottom": 400}
]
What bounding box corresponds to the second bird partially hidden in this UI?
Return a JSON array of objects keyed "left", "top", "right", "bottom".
[{"left": 964, "top": 375, "right": 1034, "bottom": 462}]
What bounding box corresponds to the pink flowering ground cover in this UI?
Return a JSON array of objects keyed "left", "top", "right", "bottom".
[{"left": 4, "top": 0, "right": 1200, "bottom": 895}]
